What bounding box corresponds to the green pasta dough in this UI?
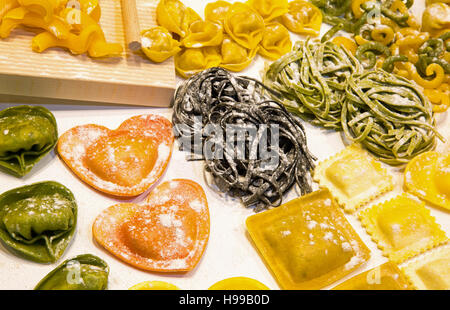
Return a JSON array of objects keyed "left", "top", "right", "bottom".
[
  {"left": 342, "top": 69, "right": 441, "bottom": 165},
  {"left": 0, "top": 105, "right": 58, "bottom": 177},
  {"left": 35, "top": 254, "right": 109, "bottom": 290},
  {"left": 264, "top": 39, "right": 362, "bottom": 129},
  {"left": 0, "top": 181, "right": 77, "bottom": 263}
]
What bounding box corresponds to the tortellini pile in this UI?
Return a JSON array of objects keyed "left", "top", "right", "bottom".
[
  {"left": 143, "top": 0, "right": 323, "bottom": 78},
  {"left": 0, "top": 0, "right": 122, "bottom": 57}
]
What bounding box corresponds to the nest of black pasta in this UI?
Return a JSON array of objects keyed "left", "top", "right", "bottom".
[{"left": 172, "top": 67, "right": 316, "bottom": 211}]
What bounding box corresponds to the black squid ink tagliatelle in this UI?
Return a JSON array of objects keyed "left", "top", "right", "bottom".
[{"left": 172, "top": 67, "right": 316, "bottom": 211}]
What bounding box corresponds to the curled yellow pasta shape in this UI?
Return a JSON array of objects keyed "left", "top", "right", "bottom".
[
  {"left": 141, "top": 26, "right": 181, "bottom": 63},
  {"left": 205, "top": 0, "right": 231, "bottom": 25},
  {"left": 32, "top": 8, "right": 122, "bottom": 57},
  {"left": 0, "top": 6, "right": 70, "bottom": 39},
  {"left": 258, "top": 22, "right": 291, "bottom": 60},
  {"left": 406, "top": 63, "right": 445, "bottom": 89},
  {"left": 0, "top": 0, "right": 19, "bottom": 20},
  {"left": 17, "top": 0, "right": 55, "bottom": 22},
  {"left": 224, "top": 2, "right": 265, "bottom": 50},
  {"left": 424, "top": 88, "right": 450, "bottom": 113},
  {"left": 175, "top": 47, "right": 221, "bottom": 78},
  {"left": 281, "top": 0, "right": 322, "bottom": 36},
  {"left": 371, "top": 25, "right": 395, "bottom": 45},
  {"left": 182, "top": 20, "right": 223, "bottom": 48},
  {"left": 246, "top": 0, "right": 288, "bottom": 22},
  {"left": 351, "top": 0, "right": 370, "bottom": 19},
  {"left": 221, "top": 35, "right": 257, "bottom": 71}
]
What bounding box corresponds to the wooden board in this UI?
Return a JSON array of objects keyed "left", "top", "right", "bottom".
[{"left": 0, "top": 0, "right": 175, "bottom": 107}]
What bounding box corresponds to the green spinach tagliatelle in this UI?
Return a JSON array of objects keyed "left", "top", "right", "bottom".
[{"left": 0, "top": 181, "right": 77, "bottom": 263}]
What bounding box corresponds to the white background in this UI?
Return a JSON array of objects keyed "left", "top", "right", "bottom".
[{"left": 0, "top": 0, "right": 449, "bottom": 290}]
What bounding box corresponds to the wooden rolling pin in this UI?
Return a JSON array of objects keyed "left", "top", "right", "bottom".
[{"left": 120, "top": 0, "right": 142, "bottom": 52}]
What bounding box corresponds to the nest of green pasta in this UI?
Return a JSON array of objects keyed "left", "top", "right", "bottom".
[
  {"left": 343, "top": 69, "right": 441, "bottom": 165},
  {"left": 264, "top": 39, "right": 363, "bottom": 129},
  {"left": 264, "top": 40, "right": 441, "bottom": 165},
  {"left": 172, "top": 67, "right": 316, "bottom": 211}
]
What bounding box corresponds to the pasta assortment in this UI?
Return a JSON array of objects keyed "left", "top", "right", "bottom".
[{"left": 0, "top": 1, "right": 449, "bottom": 292}]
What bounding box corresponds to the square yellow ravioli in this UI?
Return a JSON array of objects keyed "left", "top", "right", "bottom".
[
  {"left": 402, "top": 246, "right": 450, "bottom": 290},
  {"left": 314, "top": 144, "right": 394, "bottom": 213},
  {"left": 246, "top": 189, "right": 371, "bottom": 290},
  {"left": 359, "top": 194, "right": 448, "bottom": 263},
  {"left": 333, "top": 262, "right": 411, "bottom": 290}
]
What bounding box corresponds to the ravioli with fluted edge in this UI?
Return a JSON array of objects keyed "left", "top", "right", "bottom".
[
  {"left": 0, "top": 181, "right": 77, "bottom": 263},
  {"left": 359, "top": 193, "right": 448, "bottom": 263},
  {"left": 93, "top": 179, "right": 210, "bottom": 272},
  {"left": 0, "top": 105, "right": 57, "bottom": 177},
  {"left": 57, "top": 114, "right": 174, "bottom": 197},
  {"left": 314, "top": 144, "right": 394, "bottom": 213},
  {"left": 402, "top": 246, "right": 450, "bottom": 290},
  {"left": 404, "top": 151, "right": 450, "bottom": 211},
  {"left": 35, "top": 254, "right": 109, "bottom": 290},
  {"left": 333, "top": 262, "right": 411, "bottom": 290},
  {"left": 246, "top": 189, "right": 371, "bottom": 290}
]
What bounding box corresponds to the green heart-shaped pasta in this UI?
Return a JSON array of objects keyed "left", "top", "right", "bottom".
[
  {"left": 0, "top": 105, "right": 58, "bottom": 177},
  {"left": 35, "top": 254, "right": 109, "bottom": 290},
  {"left": 0, "top": 181, "right": 77, "bottom": 263}
]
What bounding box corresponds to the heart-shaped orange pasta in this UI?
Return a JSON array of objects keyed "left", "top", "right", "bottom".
[
  {"left": 92, "top": 179, "right": 210, "bottom": 272},
  {"left": 57, "top": 114, "right": 174, "bottom": 197}
]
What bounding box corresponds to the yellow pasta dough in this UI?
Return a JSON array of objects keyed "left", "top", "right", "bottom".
[
  {"left": 246, "top": 189, "right": 371, "bottom": 290},
  {"left": 402, "top": 246, "right": 450, "bottom": 290},
  {"left": 333, "top": 262, "right": 410, "bottom": 290},
  {"left": 314, "top": 144, "right": 394, "bottom": 213},
  {"left": 404, "top": 151, "right": 450, "bottom": 211},
  {"left": 359, "top": 194, "right": 448, "bottom": 263}
]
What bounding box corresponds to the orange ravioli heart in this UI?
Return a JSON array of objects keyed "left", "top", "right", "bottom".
[
  {"left": 57, "top": 114, "right": 174, "bottom": 197},
  {"left": 92, "top": 179, "right": 210, "bottom": 272},
  {"left": 404, "top": 151, "right": 450, "bottom": 211}
]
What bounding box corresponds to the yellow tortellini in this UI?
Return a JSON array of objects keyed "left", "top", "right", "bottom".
[
  {"left": 205, "top": 0, "right": 231, "bottom": 25},
  {"left": 141, "top": 26, "right": 181, "bottom": 63},
  {"left": 221, "top": 35, "right": 257, "bottom": 71},
  {"left": 421, "top": 3, "right": 450, "bottom": 37},
  {"left": 182, "top": 20, "right": 223, "bottom": 48},
  {"left": 281, "top": 0, "right": 322, "bottom": 36},
  {"left": 258, "top": 22, "right": 292, "bottom": 60},
  {"left": 247, "top": 0, "right": 288, "bottom": 22},
  {"left": 175, "top": 47, "right": 221, "bottom": 78},
  {"left": 156, "top": 0, "right": 201, "bottom": 37},
  {"left": 224, "top": 2, "right": 265, "bottom": 50}
]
